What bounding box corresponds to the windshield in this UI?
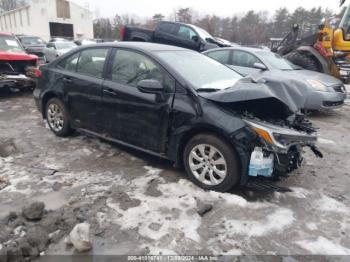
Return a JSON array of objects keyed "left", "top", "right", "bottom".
[
  {"left": 56, "top": 42, "right": 77, "bottom": 50},
  {"left": 0, "top": 35, "right": 23, "bottom": 52},
  {"left": 156, "top": 51, "right": 241, "bottom": 91},
  {"left": 192, "top": 25, "right": 214, "bottom": 41},
  {"left": 257, "top": 51, "right": 300, "bottom": 70},
  {"left": 20, "top": 37, "right": 45, "bottom": 45},
  {"left": 340, "top": 4, "right": 350, "bottom": 35}
]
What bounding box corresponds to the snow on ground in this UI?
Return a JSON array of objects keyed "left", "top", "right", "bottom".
[
  {"left": 315, "top": 194, "right": 349, "bottom": 213},
  {"left": 220, "top": 208, "right": 295, "bottom": 237},
  {"left": 296, "top": 237, "right": 350, "bottom": 255}
]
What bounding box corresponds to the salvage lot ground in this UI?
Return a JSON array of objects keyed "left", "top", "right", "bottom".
[{"left": 0, "top": 89, "right": 350, "bottom": 257}]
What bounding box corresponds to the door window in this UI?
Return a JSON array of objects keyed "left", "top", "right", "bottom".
[
  {"left": 206, "top": 50, "right": 231, "bottom": 64},
  {"left": 177, "top": 26, "right": 198, "bottom": 41},
  {"left": 231, "top": 50, "right": 262, "bottom": 68},
  {"left": 111, "top": 49, "right": 175, "bottom": 92},
  {"left": 76, "top": 48, "right": 109, "bottom": 78},
  {"left": 158, "top": 22, "right": 177, "bottom": 34},
  {"left": 57, "top": 52, "right": 80, "bottom": 72}
]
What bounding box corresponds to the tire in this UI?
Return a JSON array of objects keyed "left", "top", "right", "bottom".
[
  {"left": 45, "top": 98, "right": 72, "bottom": 137},
  {"left": 284, "top": 51, "right": 320, "bottom": 72},
  {"left": 183, "top": 134, "right": 240, "bottom": 192}
]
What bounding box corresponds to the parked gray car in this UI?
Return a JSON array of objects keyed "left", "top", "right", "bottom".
[
  {"left": 203, "top": 47, "right": 347, "bottom": 111},
  {"left": 44, "top": 41, "right": 77, "bottom": 63}
]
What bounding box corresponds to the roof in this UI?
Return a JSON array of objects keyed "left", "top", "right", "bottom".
[
  {"left": 0, "top": 32, "right": 13, "bottom": 36},
  {"left": 203, "top": 46, "right": 270, "bottom": 53},
  {"left": 89, "top": 42, "right": 189, "bottom": 53}
]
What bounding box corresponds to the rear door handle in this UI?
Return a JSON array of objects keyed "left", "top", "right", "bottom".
[
  {"left": 63, "top": 77, "right": 73, "bottom": 84},
  {"left": 103, "top": 88, "right": 117, "bottom": 96}
]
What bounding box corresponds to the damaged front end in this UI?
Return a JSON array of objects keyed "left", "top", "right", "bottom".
[
  {"left": 0, "top": 61, "right": 36, "bottom": 90},
  {"left": 244, "top": 116, "right": 321, "bottom": 177},
  {"left": 200, "top": 77, "right": 322, "bottom": 180}
]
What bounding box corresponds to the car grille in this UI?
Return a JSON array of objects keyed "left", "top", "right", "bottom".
[
  {"left": 323, "top": 101, "right": 344, "bottom": 107},
  {"left": 0, "top": 60, "right": 37, "bottom": 74},
  {"left": 333, "top": 84, "right": 346, "bottom": 93}
]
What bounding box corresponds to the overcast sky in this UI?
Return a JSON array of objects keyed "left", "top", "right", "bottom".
[{"left": 71, "top": 0, "right": 341, "bottom": 19}]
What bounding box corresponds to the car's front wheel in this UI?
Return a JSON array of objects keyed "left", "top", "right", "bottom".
[
  {"left": 183, "top": 134, "right": 240, "bottom": 192},
  {"left": 46, "top": 98, "right": 72, "bottom": 137}
]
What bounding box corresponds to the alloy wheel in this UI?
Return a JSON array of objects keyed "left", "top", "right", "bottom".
[
  {"left": 47, "top": 103, "right": 64, "bottom": 132},
  {"left": 188, "top": 144, "right": 227, "bottom": 186}
]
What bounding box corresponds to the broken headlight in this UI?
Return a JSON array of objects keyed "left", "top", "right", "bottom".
[{"left": 245, "top": 119, "right": 318, "bottom": 152}]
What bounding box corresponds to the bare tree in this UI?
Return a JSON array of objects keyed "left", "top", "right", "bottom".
[{"left": 0, "top": 0, "right": 27, "bottom": 12}]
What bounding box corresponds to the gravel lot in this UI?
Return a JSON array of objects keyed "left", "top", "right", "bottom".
[{"left": 0, "top": 89, "right": 350, "bottom": 258}]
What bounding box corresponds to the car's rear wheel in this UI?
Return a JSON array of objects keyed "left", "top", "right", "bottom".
[
  {"left": 46, "top": 98, "right": 72, "bottom": 137},
  {"left": 183, "top": 134, "right": 240, "bottom": 192}
]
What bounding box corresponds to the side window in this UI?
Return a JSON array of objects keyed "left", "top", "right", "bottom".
[
  {"left": 111, "top": 49, "right": 175, "bottom": 92},
  {"left": 57, "top": 52, "right": 80, "bottom": 72},
  {"left": 158, "top": 23, "right": 176, "bottom": 34},
  {"left": 47, "top": 43, "right": 55, "bottom": 49},
  {"left": 231, "top": 50, "right": 262, "bottom": 68},
  {"left": 207, "top": 50, "right": 231, "bottom": 65},
  {"left": 177, "top": 26, "right": 197, "bottom": 41},
  {"left": 76, "top": 48, "right": 109, "bottom": 78}
]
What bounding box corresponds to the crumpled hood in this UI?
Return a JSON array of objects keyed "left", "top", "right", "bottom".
[
  {"left": 279, "top": 69, "right": 342, "bottom": 87},
  {"left": 198, "top": 77, "right": 308, "bottom": 113}
]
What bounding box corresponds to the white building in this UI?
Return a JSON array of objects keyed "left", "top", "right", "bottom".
[{"left": 0, "top": 0, "right": 93, "bottom": 41}]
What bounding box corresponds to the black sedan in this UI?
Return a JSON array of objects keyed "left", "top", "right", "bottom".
[{"left": 34, "top": 42, "right": 320, "bottom": 192}]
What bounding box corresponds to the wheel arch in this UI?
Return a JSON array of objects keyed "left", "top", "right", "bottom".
[
  {"left": 296, "top": 46, "right": 330, "bottom": 74},
  {"left": 175, "top": 125, "right": 240, "bottom": 168}
]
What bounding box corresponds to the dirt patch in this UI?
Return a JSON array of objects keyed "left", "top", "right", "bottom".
[{"left": 0, "top": 138, "right": 18, "bottom": 158}]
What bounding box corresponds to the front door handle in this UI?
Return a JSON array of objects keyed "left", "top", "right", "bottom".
[
  {"left": 103, "top": 88, "right": 117, "bottom": 96},
  {"left": 63, "top": 77, "right": 73, "bottom": 84}
]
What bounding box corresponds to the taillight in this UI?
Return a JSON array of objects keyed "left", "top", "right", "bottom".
[{"left": 34, "top": 68, "right": 42, "bottom": 78}]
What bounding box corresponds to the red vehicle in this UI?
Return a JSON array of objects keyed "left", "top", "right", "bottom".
[{"left": 0, "top": 32, "right": 39, "bottom": 90}]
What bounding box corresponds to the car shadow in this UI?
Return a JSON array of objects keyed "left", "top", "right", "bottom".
[{"left": 0, "top": 88, "right": 33, "bottom": 99}]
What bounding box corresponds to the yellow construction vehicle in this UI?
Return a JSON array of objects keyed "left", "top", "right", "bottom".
[{"left": 273, "top": 0, "right": 350, "bottom": 83}]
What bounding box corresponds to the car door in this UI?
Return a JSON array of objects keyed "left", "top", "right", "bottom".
[
  {"left": 56, "top": 47, "right": 110, "bottom": 132},
  {"left": 101, "top": 48, "right": 176, "bottom": 153},
  {"left": 172, "top": 25, "right": 201, "bottom": 51},
  {"left": 230, "top": 50, "right": 265, "bottom": 76},
  {"left": 154, "top": 22, "right": 179, "bottom": 46}
]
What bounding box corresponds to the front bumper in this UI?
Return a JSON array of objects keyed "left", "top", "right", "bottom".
[
  {"left": 244, "top": 119, "right": 320, "bottom": 179},
  {"left": 305, "top": 87, "right": 347, "bottom": 110},
  {"left": 0, "top": 74, "right": 35, "bottom": 89}
]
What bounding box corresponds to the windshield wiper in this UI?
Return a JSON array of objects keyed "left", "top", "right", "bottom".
[{"left": 196, "top": 88, "right": 221, "bottom": 93}]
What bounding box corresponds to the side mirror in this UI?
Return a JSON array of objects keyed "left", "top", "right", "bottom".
[
  {"left": 137, "top": 79, "right": 163, "bottom": 93},
  {"left": 253, "top": 62, "right": 267, "bottom": 71},
  {"left": 192, "top": 35, "right": 199, "bottom": 42}
]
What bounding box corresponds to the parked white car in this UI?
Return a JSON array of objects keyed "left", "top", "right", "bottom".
[{"left": 44, "top": 41, "right": 77, "bottom": 63}]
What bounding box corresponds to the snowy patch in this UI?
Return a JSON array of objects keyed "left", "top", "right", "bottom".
[
  {"left": 315, "top": 195, "right": 349, "bottom": 213},
  {"left": 144, "top": 166, "right": 163, "bottom": 176},
  {"left": 286, "top": 187, "right": 311, "bottom": 199},
  {"left": 306, "top": 223, "right": 318, "bottom": 231},
  {"left": 221, "top": 208, "right": 295, "bottom": 237},
  {"left": 318, "top": 138, "right": 336, "bottom": 145},
  {"left": 296, "top": 237, "right": 350, "bottom": 255}
]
